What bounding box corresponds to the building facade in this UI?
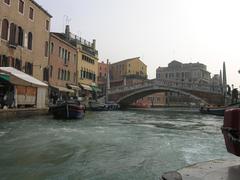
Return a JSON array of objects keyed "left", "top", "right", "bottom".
[
  {"left": 0, "top": 0, "right": 52, "bottom": 81},
  {"left": 132, "top": 92, "right": 166, "bottom": 108},
  {"left": 50, "top": 26, "right": 100, "bottom": 103},
  {"left": 110, "top": 57, "right": 147, "bottom": 82},
  {"left": 48, "top": 33, "right": 78, "bottom": 100},
  {"left": 98, "top": 60, "right": 108, "bottom": 95},
  {"left": 156, "top": 60, "right": 211, "bottom": 106},
  {"left": 156, "top": 60, "right": 211, "bottom": 84}
]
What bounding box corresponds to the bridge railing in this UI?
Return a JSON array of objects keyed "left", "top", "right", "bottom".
[{"left": 108, "top": 79, "right": 223, "bottom": 94}]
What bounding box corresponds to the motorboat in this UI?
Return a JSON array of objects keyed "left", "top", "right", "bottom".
[
  {"left": 49, "top": 100, "right": 86, "bottom": 119},
  {"left": 200, "top": 102, "right": 240, "bottom": 116},
  {"left": 89, "top": 100, "right": 120, "bottom": 111}
]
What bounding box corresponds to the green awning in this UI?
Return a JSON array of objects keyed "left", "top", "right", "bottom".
[
  {"left": 91, "top": 86, "right": 102, "bottom": 92},
  {"left": 0, "top": 73, "right": 10, "bottom": 81}
]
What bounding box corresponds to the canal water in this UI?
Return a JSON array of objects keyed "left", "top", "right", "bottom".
[{"left": 0, "top": 108, "right": 234, "bottom": 180}]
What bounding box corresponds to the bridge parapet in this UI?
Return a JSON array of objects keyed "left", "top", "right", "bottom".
[{"left": 108, "top": 79, "right": 222, "bottom": 95}]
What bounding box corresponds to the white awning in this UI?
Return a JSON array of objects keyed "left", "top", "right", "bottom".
[
  {"left": 67, "top": 84, "right": 81, "bottom": 90},
  {"left": 0, "top": 67, "right": 47, "bottom": 87},
  {"left": 51, "top": 85, "right": 74, "bottom": 93},
  {"left": 80, "top": 84, "right": 93, "bottom": 91}
]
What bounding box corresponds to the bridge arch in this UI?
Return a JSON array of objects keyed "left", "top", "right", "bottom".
[{"left": 116, "top": 86, "right": 208, "bottom": 106}]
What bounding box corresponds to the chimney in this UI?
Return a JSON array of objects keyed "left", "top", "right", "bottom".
[
  {"left": 92, "top": 39, "right": 96, "bottom": 49},
  {"left": 65, "top": 25, "right": 70, "bottom": 40}
]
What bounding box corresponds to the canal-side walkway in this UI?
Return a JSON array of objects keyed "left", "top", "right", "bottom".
[{"left": 0, "top": 108, "right": 49, "bottom": 119}]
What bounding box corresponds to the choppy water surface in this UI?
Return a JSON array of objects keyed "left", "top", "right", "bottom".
[{"left": 0, "top": 108, "right": 234, "bottom": 180}]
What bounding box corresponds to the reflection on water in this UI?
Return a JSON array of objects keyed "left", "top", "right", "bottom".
[{"left": 0, "top": 108, "right": 234, "bottom": 180}]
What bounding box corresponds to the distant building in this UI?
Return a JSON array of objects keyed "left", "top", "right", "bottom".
[
  {"left": 98, "top": 61, "right": 108, "bottom": 95},
  {"left": 156, "top": 60, "right": 211, "bottom": 106},
  {"left": 110, "top": 57, "right": 147, "bottom": 86},
  {"left": 132, "top": 93, "right": 166, "bottom": 108},
  {"left": 48, "top": 33, "right": 78, "bottom": 100},
  {"left": 156, "top": 60, "right": 211, "bottom": 84},
  {"left": 0, "top": 0, "right": 52, "bottom": 81}
]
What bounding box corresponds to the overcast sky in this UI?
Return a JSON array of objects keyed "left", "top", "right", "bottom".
[{"left": 37, "top": 0, "right": 240, "bottom": 87}]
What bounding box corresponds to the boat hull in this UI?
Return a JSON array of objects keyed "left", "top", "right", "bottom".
[
  {"left": 222, "top": 108, "right": 240, "bottom": 156},
  {"left": 200, "top": 103, "right": 240, "bottom": 116},
  {"left": 50, "top": 103, "right": 85, "bottom": 119},
  {"left": 200, "top": 108, "right": 225, "bottom": 116}
]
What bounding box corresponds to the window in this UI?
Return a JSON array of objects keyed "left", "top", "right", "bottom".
[
  {"left": 9, "top": 23, "right": 16, "bottom": 45},
  {"left": 4, "top": 0, "right": 10, "bottom": 5},
  {"left": 61, "top": 48, "right": 64, "bottom": 59},
  {"left": 50, "top": 43, "right": 54, "bottom": 54},
  {"left": 68, "top": 52, "right": 70, "bottom": 61},
  {"left": 27, "top": 32, "right": 33, "bottom": 50},
  {"left": 64, "top": 49, "right": 67, "bottom": 63},
  {"left": 1, "top": 19, "right": 9, "bottom": 40},
  {"left": 19, "top": 0, "right": 24, "bottom": 14},
  {"left": 18, "top": 26, "right": 24, "bottom": 46},
  {"left": 67, "top": 71, "right": 70, "bottom": 81},
  {"left": 44, "top": 41, "right": 48, "bottom": 57},
  {"left": 64, "top": 70, "right": 66, "bottom": 80},
  {"left": 29, "top": 7, "right": 34, "bottom": 20},
  {"left": 0, "top": 55, "right": 9, "bottom": 67},
  {"left": 58, "top": 68, "right": 60, "bottom": 79},
  {"left": 49, "top": 65, "right": 53, "bottom": 78},
  {"left": 14, "top": 58, "right": 22, "bottom": 70},
  {"left": 74, "top": 54, "right": 77, "bottom": 64},
  {"left": 43, "top": 68, "right": 49, "bottom": 81},
  {"left": 46, "top": 20, "right": 49, "bottom": 31},
  {"left": 25, "top": 62, "right": 33, "bottom": 75},
  {"left": 58, "top": 47, "right": 61, "bottom": 57}
]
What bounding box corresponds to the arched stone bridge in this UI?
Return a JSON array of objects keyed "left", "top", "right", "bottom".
[{"left": 107, "top": 79, "right": 225, "bottom": 107}]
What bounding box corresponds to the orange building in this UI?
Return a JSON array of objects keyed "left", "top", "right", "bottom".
[
  {"left": 132, "top": 93, "right": 166, "bottom": 108},
  {"left": 48, "top": 33, "right": 78, "bottom": 99},
  {"left": 98, "top": 61, "right": 108, "bottom": 95}
]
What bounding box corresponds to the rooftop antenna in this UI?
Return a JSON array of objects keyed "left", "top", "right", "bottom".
[
  {"left": 63, "top": 15, "right": 71, "bottom": 31},
  {"left": 172, "top": 49, "right": 176, "bottom": 60}
]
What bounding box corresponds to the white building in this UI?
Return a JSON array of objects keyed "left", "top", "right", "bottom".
[{"left": 156, "top": 60, "right": 211, "bottom": 84}]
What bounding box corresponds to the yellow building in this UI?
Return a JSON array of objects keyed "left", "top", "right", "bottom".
[
  {"left": 110, "top": 57, "right": 147, "bottom": 81},
  {"left": 76, "top": 40, "right": 98, "bottom": 88},
  {"left": 62, "top": 25, "right": 99, "bottom": 95},
  {"left": 0, "top": 0, "right": 52, "bottom": 81}
]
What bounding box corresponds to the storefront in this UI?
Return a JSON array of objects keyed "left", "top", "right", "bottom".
[
  {"left": 49, "top": 85, "right": 74, "bottom": 104},
  {"left": 0, "top": 73, "right": 14, "bottom": 108},
  {"left": 0, "top": 67, "right": 48, "bottom": 109}
]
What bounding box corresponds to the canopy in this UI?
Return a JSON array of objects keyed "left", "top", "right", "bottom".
[
  {"left": 91, "top": 85, "right": 102, "bottom": 92},
  {"left": 50, "top": 85, "right": 74, "bottom": 93},
  {"left": 80, "top": 84, "right": 93, "bottom": 91},
  {"left": 67, "top": 84, "right": 81, "bottom": 90},
  {"left": 0, "top": 67, "right": 47, "bottom": 87},
  {"left": 0, "top": 73, "right": 10, "bottom": 81}
]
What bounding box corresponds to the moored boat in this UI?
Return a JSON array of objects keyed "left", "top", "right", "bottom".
[
  {"left": 88, "top": 100, "right": 120, "bottom": 111},
  {"left": 49, "top": 100, "right": 86, "bottom": 119},
  {"left": 200, "top": 102, "right": 240, "bottom": 116}
]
